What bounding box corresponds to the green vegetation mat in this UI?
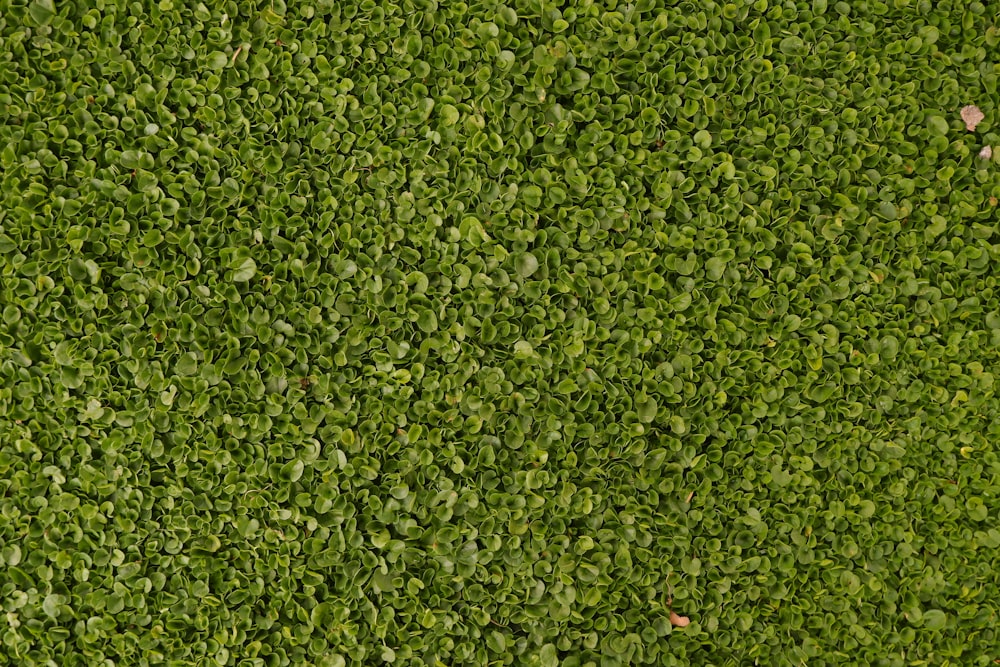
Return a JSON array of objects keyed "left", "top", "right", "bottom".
[{"left": 2, "top": 0, "right": 1000, "bottom": 665}]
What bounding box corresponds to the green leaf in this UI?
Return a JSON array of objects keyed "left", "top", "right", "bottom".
[
  {"left": 926, "top": 114, "right": 950, "bottom": 135},
  {"left": 808, "top": 383, "right": 837, "bottom": 403},
  {"left": 515, "top": 252, "right": 539, "bottom": 278},
  {"left": 231, "top": 257, "right": 257, "bottom": 282},
  {"left": 175, "top": 352, "right": 199, "bottom": 375},
  {"left": 371, "top": 529, "right": 391, "bottom": 549},
  {"left": 779, "top": 35, "right": 806, "bottom": 55},
  {"left": 486, "top": 630, "right": 507, "bottom": 653},
  {"left": 282, "top": 460, "right": 305, "bottom": 483},
  {"left": 539, "top": 643, "right": 558, "bottom": 667},
  {"left": 706, "top": 257, "right": 727, "bottom": 281},
  {"left": 459, "top": 216, "right": 490, "bottom": 246},
  {"left": 669, "top": 415, "right": 687, "bottom": 434},
  {"left": 922, "top": 609, "right": 947, "bottom": 630},
  {"left": 440, "top": 104, "right": 460, "bottom": 126},
  {"left": 195, "top": 535, "right": 223, "bottom": 552},
  {"left": 207, "top": 51, "right": 229, "bottom": 69},
  {"left": 120, "top": 150, "right": 142, "bottom": 169},
  {"left": 43, "top": 593, "right": 63, "bottom": 619},
  {"left": 636, "top": 397, "right": 658, "bottom": 423},
  {"left": 2, "top": 545, "right": 21, "bottom": 566},
  {"left": 417, "top": 310, "right": 438, "bottom": 332},
  {"left": 28, "top": 0, "right": 55, "bottom": 25}
]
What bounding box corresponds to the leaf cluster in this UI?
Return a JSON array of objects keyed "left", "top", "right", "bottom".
[{"left": 1, "top": 0, "right": 999, "bottom": 665}]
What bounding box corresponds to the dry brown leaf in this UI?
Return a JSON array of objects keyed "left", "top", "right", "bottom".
[
  {"left": 685, "top": 490, "right": 695, "bottom": 503},
  {"left": 961, "top": 105, "right": 985, "bottom": 131},
  {"left": 670, "top": 611, "right": 691, "bottom": 627},
  {"left": 990, "top": 196, "right": 999, "bottom": 206},
  {"left": 979, "top": 145, "right": 993, "bottom": 160}
]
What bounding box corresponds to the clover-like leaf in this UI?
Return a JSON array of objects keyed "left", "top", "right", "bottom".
[
  {"left": 926, "top": 114, "right": 950, "bottom": 135},
  {"left": 281, "top": 460, "right": 304, "bottom": 483},
  {"left": 231, "top": 257, "right": 257, "bottom": 282},
  {"left": 27, "top": 0, "right": 55, "bottom": 25},
  {"left": 440, "top": 104, "right": 460, "bottom": 126},
  {"left": 539, "top": 644, "right": 558, "bottom": 667},
  {"left": 207, "top": 51, "right": 229, "bottom": 70},
  {"left": 514, "top": 252, "right": 539, "bottom": 278},
  {"left": 922, "top": 610, "right": 948, "bottom": 631},
  {"left": 42, "top": 594, "right": 64, "bottom": 620}
]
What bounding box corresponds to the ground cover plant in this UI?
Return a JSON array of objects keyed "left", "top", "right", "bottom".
[{"left": 1, "top": 0, "right": 999, "bottom": 665}]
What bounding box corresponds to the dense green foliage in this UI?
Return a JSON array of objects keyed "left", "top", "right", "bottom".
[{"left": 2, "top": 0, "right": 1000, "bottom": 665}]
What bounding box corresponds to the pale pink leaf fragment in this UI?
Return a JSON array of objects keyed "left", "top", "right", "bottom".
[
  {"left": 979, "top": 145, "right": 993, "bottom": 160},
  {"left": 961, "top": 105, "right": 985, "bottom": 131},
  {"left": 670, "top": 611, "right": 691, "bottom": 627}
]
